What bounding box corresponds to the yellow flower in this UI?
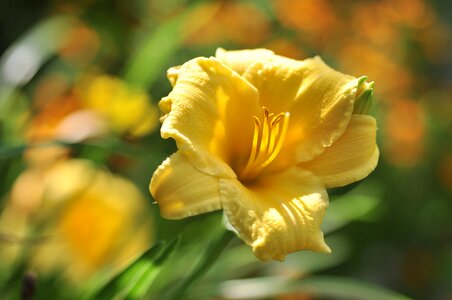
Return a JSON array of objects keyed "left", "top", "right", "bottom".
[
  {"left": 150, "top": 48, "right": 379, "bottom": 261},
  {"left": 80, "top": 74, "right": 159, "bottom": 138},
  {"left": 0, "top": 159, "right": 153, "bottom": 282},
  {"left": 35, "top": 159, "right": 152, "bottom": 281}
]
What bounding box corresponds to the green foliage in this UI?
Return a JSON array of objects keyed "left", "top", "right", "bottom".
[
  {"left": 323, "top": 193, "right": 381, "bottom": 234},
  {"left": 1, "top": 0, "right": 450, "bottom": 299},
  {"left": 169, "top": 230, "right": 235, "bottom": 300},
  {"left": 122, "top": 3, "right": 219, "bottom": 90},
  {"left": 90, "top": 237, "right": 180, "bottom": 300}
]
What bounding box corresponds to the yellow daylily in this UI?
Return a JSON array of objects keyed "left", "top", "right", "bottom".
[
  {"left": 0, "top": 159, "right": 153, "bottom": 282},
  {"left": 150, "top": 48, "right": 378, "bottom": 261},
  {"left": 79, "top": 74, "right": 159, "bottom": 138},
  {"left": 32, "top": 159, "right": 153, "bottom": 281}
]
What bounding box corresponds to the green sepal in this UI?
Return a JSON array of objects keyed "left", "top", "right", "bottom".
[{"left": 353, "top": 81, "right": 374, "bottom": 115}]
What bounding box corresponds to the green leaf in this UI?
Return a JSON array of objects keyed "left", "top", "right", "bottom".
[
  {"left": 122, "top": 2, "right": 220, "bottom": 89},
  {"left": 168, "top": 230, "right": 235, "bottom": 300},
  {"left": 190, "top": 235, "right": 352, "bottom": 300},
  {"left": 91, "top": 237, "right": 180, "bottom": 300},
  {"left": 218, "top": 276, "right": 412, "bottom": 300},
  {"left": 322, "top": 194, "right": 381, "bottom": 234}
]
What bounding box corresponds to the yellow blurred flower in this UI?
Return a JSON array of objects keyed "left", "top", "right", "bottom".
[
  {"left": 79, "top": 74, "right": 159, "bottom": 138},
  {"left": 150, "top": 49, "right": 378, "bottom": 261},
  {"left": 0, "top": 159, "right": 153, "bottom": 282},
  {"left": 26, "top": 72, "right": 158, "bottom": 148},
  {"left": 25, "top": 74, "right": 158, "bottom": 169}
]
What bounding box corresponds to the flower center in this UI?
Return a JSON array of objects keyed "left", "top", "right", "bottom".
[{"left": 239, "top": 107, "right": 290, "bottom": 180}]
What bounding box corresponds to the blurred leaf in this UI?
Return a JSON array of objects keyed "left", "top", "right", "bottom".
[
  {"left": 168, "top": 230, "right": 235, "bottom": 300},
  {"left": 91, "top": 237, "right": 180, "bottom": 300},
  {"left": 122, "top": 2, "right": 220, "bottom": 89},
  {"left": 322, "top": 194, "right": 381, "bottom": 234},
  {"left": 201, "top": 243, "right": 259, "bottom": 280},
  {"left": 0, "top": 144, "right": 26, "bottom": 159},
  {"left": 263, "top": 234, "right": 351, "bottom": 276},
  {"left": 0, "top": 15, "right": 75, "bottom": 118},
  {"left": 218, "top": 276, "right": 412, "bottom": 300},
  {"left": 191, "top": 235, "right": 352, "bottom": 300},
  {"left": 219, "top": 276, "right": 291, "bottom": 300},
  {"left": 294, "top": 276, "right": 413, "bottom": 300}
]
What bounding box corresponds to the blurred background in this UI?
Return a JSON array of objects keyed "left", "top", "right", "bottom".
[{"left": 0, "top": 0, "right": 451, "bottom": 299}]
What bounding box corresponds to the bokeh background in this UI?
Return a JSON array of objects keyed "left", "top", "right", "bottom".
[{"left": 0, "top": 0, "right": 451, "bottom": 299}]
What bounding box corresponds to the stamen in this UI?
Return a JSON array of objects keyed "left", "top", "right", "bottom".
[
  {"left": 243, "top": 117, "right": 261, "bottom": 173},
  {"left": 240, "top": 107, "right": 290, "bottom": 180}
]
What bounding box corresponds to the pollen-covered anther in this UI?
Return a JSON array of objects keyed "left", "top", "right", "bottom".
[{"left": 240, "top": 107, "right": 290, "bottom": 180}]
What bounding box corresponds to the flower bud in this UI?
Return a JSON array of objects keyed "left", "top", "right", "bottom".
[{"left": 353, "top": 77, "right": 375, "bottom": 114}]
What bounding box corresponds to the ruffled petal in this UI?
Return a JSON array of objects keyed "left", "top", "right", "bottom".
[
  {"left": 160, "top": 57, "right": 261, "bottom": 178},
  {"left": 215, "top": 48, "right": 275, "bottom": 75},
  {"left": 220, "top": 168, "right": 330, "bottom": 261},
  {"left": 150, "top": 152, "right": 222, "bottom": 219},
  {"left": 300, "top": 115, "right": 379, "bottom": 188},
  {"left": 287, "top": 57, "right": 365, "bottom": 162}
]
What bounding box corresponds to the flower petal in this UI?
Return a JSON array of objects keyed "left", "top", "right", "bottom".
[
  {"left": 242, "top": 56, "right": 366, "bottom": 173},
  {"left": 219, "top": 168, "right": 330, "bottom": 261},
  {"left": 150, "top": 152, "right": 222, "bottom": 219},
  {"left": 300, "top": 115, "right": 379, "bottom": 188},
  {"left": 215, "top": 48, "right": 275, "bottom": 75},
  {"left": 160, "top": 57, "right": 261, "bottom": 178},
  {"left": 242, "top": 56, "right": 305, "bottom": 114},
  {"left": 288, "top": 57, "right": 364, "bottom": 162}
]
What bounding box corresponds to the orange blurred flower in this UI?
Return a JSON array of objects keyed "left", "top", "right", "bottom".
[
  {"left": 58, "top": 21, "right": 100, "bottom": 67},
  {"left": 379, "top": 0, "right": 434, "bottom": 29},
  {"left": 26, "top": 93, "right": 84, "bottom": 143},
  {"left": 273, "top": 0, "right": 340, "bottom": 46},
  {"left": 185, "top": 1, "right": 271, "bottom": 47},
  {"left": 337, "top": 41, "right": 413, "bottom": 103},
  {"left": 384, "top": 99, "right": 426, "bottom": 167},
  {"left": 265, "top": 38, "right": 306, "bottom": 60},
  {"left": 350, "top": 2, "right": 399, "bottom": 51}
]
